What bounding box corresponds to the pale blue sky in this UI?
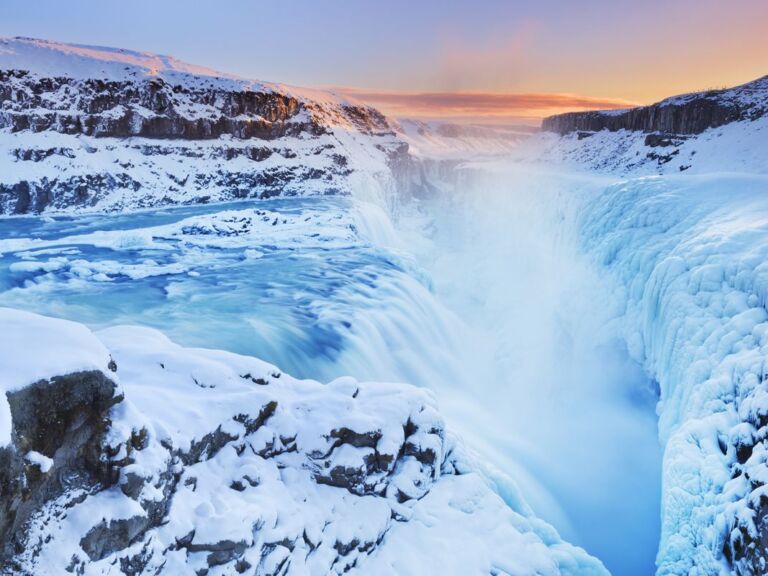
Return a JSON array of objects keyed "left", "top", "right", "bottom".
[{"left": 2, "top": 0, "right": 766, "bottom": 116}]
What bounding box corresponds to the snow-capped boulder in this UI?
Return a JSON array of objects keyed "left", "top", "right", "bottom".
[{"left": 0, "top": 309, "right": 120, "bottom": 563}]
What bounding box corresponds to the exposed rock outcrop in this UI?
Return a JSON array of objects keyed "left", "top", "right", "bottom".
[
  {"left": 0, "top": 370, "right": 120, "bottom": 567},
  {"left": 0, "top": 68, "right": 393, "bottom": 142},
  {"left": 0, "top": 71, "right": 309, "bottom": 140},
  {"left": 542, "top": 75, "right": 768, "bottom": 135},
  {"left": 0, "top": 37, "right": 409, "bottom": 215}
]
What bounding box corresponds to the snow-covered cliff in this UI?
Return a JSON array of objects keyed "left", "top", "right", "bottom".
[
  {"left": 542, "top": 76, "right": 768, "bottom": 136},
  {"left": 0, "top": 37, "right": 408, "bottom": 214},
  {"left": 0, "top": 309, "right": 607, "bottom": 576},
  {"left": 528, "top": 75, "right": 768, "bottom": 177},
  {"left": 577, "top": 173, "right": 768, "bottom": 576}
]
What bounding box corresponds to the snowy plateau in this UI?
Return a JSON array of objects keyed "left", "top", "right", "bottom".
[{"left": 0, "top": 36, "right": 767, "bottom": 576}]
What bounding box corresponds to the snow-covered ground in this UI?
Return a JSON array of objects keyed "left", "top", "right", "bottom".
[{"left": 0, "top": 308, "right": 608, "bottom": 575}]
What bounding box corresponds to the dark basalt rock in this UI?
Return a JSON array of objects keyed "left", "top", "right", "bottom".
[
  {"left": 0, "top": 72, "right": 308, "bottom": 140},
  {"left": 0, "top": 370, "right": 121, "bottom": 562},
  {"left": 184, "top": 539, "right": 248, "bottom": 567},
  {"left": 74, "top": 400, "right": 279, "bottom": 566},
  {"left": 0, "top": 173, "right": 141, "bottom": 215},
  {"left": 328, "top": 427, "right": 382, "bottom": 449},
  {"left": 644, "top": 133, "right": 687, "bottom": 148},
  {"left": 543, "top": 99, "right": 741, "bottom": 135},
  {"left": 12, "top": 147, "right": 75, "bottom": 161},
  {"left": 0, "top": 164, "right": 347, "bottom": 215},
  {"left": 337, "top": 104, "right": 392, "bottom": 134},
  {"left": 721, "top": 412, "right": 768, "bottom": 574},
  {"left": 80, "top": 515, "right": 150, "bottom": 562},
  {"left": 0, "top": 71, "right": 396, "bottom": 143},
  {"left": 542, "top": 75, "right": 768, "bottom": 135},
  {"left": 9, "top": 181, "right": 31, "bottom": 214}
]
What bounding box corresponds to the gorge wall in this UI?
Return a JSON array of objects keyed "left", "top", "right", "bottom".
[
  {"left": 542, "top": 76, "right": 768, "bottom": 135},
  {"left": 0, "top": 37, "right": 411, "bottom": 215}
]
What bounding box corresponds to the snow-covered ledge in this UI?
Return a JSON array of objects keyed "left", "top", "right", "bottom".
[{"left": 0, "top": 308, "right": 607, "bottom": 575}]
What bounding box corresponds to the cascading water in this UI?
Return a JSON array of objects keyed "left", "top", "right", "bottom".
[{"left": 398, "top": 165, "right": 663, "bottom": 575}]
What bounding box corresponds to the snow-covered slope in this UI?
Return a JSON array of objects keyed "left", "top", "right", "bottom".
[
  {"left": 516, "top": 113, "right": 768, "bottom": 176},
  {"left": 0, "top": 308, "right": 607, "bottom": 576},
  {"left": 0, "top": 37, "right": 409, "bottom": 214},
  {"left": 513, "top": 115, "right": 768, "bottom": 176},
  {"left": 524, "top": 75, "right": 768, "bottom": 177}
]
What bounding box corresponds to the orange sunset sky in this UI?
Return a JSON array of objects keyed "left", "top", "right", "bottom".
[{"left": 2, "top": 0, "right": 766, "bottom": 124}]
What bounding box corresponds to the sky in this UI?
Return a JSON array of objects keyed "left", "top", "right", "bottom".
[{"left": 2, "top": 0, "right": 766, "bottom": 124}]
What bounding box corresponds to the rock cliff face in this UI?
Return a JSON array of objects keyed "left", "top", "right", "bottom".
[
  {"left": 542, "top": 75, "right": 768, "bottom": 135},
  {"left": 0, "top": 370, "right": 120, "bottom": 566},
  {"left": 518, "top": 77, "right": 768, "bottom": 177},
  {"left": 0, "top": 66, "right": 393, "bottom": 141},
  {"left": 0, "top": 37, "right": 407, "bottom": 215},
  {"left": 0, "top": 71, "right": 308, "bottom": 140}
]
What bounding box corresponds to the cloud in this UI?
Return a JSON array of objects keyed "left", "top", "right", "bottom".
[{"left": 333, "top": 88, "right": 638, "bottom": 123}]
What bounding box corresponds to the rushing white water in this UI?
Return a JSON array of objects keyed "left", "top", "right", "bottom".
[
  {"left": 394, "top": 165, "right": 662, "bottom": 575},
  {"left": 0, "top": 169, "right": 664, "bottom": 574}
]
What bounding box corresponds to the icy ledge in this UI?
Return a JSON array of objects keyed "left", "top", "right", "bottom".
[
  {"left": 0, "top": 308, "right": 606, "bottom": 576},
  {"left": 581, "top": 173, "right": 768, "bottom": 575}
]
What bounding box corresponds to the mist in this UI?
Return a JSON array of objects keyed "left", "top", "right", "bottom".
[{"left": 405, "top": 165, "right": 663, "bottom": 575}]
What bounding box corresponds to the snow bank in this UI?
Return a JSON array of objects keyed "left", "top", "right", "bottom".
[{"left": 0, "top": 307, "right": 112, "bottom": 446}]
